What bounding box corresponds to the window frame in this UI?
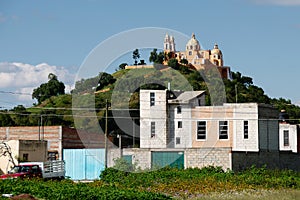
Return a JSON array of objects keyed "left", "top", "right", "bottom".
[
  {"left": 283, "top": 130, "right": 289, "bottom": 146},
  {"left": 243, "top": 120, "right": 249, "bottom": 139},
  {"left": 177, "top": 106, "right": 182, "bottom": 114},
  {"left": 178, "top": 121, "right": 182, "bottom": 128},
  {"left": 150, "top": 92, "right": 155, "bottom": 106},
  {"left": 197, "top": 121, "right": 206, "bottom": 140},
  {"left": 176, "top": 137, "right": 180, "bottom": 145},
  {"left": 151, "top": 121, "right": 155, "bottom": 138},
  {"left": 219, "top": 120, "right": 228, "bottom": 140}
]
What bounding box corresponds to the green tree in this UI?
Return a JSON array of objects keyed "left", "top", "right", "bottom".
[
  {"left": 118, "top": 63, "right": 128, "bottom": 70},
  {"left": 0, "top": 112, "right": 14, "bottom": 126},
  {"left": 32, "top": 73, "right": 65, "bottom": 104},
  {"left": 132, "top": 49, "right": 140, "bottom": 65},
  {"left": 167, "top": 58, "right": 179, "bottom": 70},
  {"left": 149, "top": 49, "right": 164, "bottom": 64},
  {"left": 96, "top": 72, "right": 116, "bottom": 91},
  {"left": 180, "top": 58, "right": 188, "bottom": 65},
  {"left": 10, "top": 105, "right": 30, "bottom": 126}
]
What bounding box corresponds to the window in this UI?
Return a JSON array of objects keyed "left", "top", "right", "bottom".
[
  {"left": 178, "top": 121, "right": 182, "bottom": 128},
  {"left": 244, "top": 121, "right": 248, "bottom": 139},
  {"left": 151, "top": 122, "right": 155, "bottom": 138},
  {"left": 150, "top": 92, "right": 155, "bottom": 106},
  {"left": 189, "top": 51, "right": 192, "bottom": 55},
  {"left": 177, "top": 106, "right": 182, "bottom": 114},
  {"left": 197, "top": 121, "right": 206, "bottom": 140},
  {"left": 219, "top": 121, "right": 228, "bottom": 139},
  {"left": 176, "top": 137, "right": 180, "bottom": 144},
  {"left": 22, "top": 153, "right": 28, "bottom": 161},
  {"left": 284, "top": 130, "right": 289, "bottom": 146}
]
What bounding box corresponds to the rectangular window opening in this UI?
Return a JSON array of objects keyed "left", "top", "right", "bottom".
[
  {"left": 151, "top": 122, "right": 155, "bottom": 138},
  {"left": 284, "top": 130, "right": 289, "bottom": 146},
  {"left": 176, "top": 137, "right": 180, "bottom": 145},
  {"left": 150, "top": 92, "right": 155, "bottom": 106},
  {"left": 177, "top": 106, "right": 182, "bottom": 114},
  {"left": 244, "top": 120, "right": 248, "bottom": 139},
  {"left": 219, "top": 121, "right": 228, "bottom": 140},
  {"left": 197, "top": 121, "right": 206, "bottom": 140},
  {"left": 178, "top": 121, "right": 182, "bottom": 128}
]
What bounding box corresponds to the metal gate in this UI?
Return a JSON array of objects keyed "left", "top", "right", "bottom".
[
  {"left": 151, "top": 151, "right": 184, "bottom": 169},
  {"left": 63, "top": 149, "right": 105, "bottom": 180}
]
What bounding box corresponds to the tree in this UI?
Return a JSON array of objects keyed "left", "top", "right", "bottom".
[
  {"left": 96, "top": 72, "right": 116, "bottom": 91},
  {"left": 132, "top": 49, "right": 140, "bottom": 65},
  {"left": 119, "top": 63, "right": 128, "bottom": 70},
  {"left": 180, "top": 58, "right": 188, "bottom": 65},
  {"left": 149, "top": 49, "right": 164, "bottom": 64},
  {"left": 32, "top": 73, "right": 65, "bottom": 104},
  {"left": 167, "top": 58, "right": 179, "bottom": 70}
]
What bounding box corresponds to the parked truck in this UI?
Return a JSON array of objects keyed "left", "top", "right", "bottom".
[{"left": 0, "top": 160, "right": 65, "bottom": 180}]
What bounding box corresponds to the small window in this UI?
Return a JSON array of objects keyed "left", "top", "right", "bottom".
[
  {"left": 22, "top": 153, "right": 28, "bottom": 161},
  {"left": 244, "top": 121, "right": 248, "bottom": 139},
  {"left": 219, "top": 121, "right": 228, "bottom": 139},
  {"left": 284, "top": 130, "right": 289, "bottom": 146},
  {"left": 151, "top": 122, "right": 155, "bottom": 138},
  {"left": 197, "top": 121, "right": 206, "bottom": 140},
  {"left": 189, "top": 51, "right": 192, "bottom": 55},
  {"left": 150, "top": 92, "right": 155, "bottom": 106},
  {"left": 178, "top": 121, "right": 182, "bottom": 128},
  {"left": 177, "top": 106, "right": 182, "bottom": 114},
  {"left": 176, "top": 137, "right": 180, "bottom": 144}
]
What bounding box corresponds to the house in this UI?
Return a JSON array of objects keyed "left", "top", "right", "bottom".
[
  {"left": 0, "top": 140, "right": 47, "bottom": 174},
  {"left": 110, "top": 89, "right": 300, "bottom": 171},
  {"left": 0, "top": 126, "right": 108, "bottom": 180}
]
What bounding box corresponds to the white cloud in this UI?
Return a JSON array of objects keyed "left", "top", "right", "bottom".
[
  {"left": 0, "top": 62, "right": 75, "bottom": 107},
  {"left": 251, "top": 0, "right": 300, "bottom": 6}
]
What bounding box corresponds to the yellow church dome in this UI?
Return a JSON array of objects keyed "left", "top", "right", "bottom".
[
  {"left": 186, "top": 33, "right": 200, "bottom": 51},
  {"left": 211, "top": 43, "right": 222, "bottom": 55}
]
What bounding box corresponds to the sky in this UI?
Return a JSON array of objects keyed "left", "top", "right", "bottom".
[{"left": 1, "top": 0, "right": 300, "bottom": 108}]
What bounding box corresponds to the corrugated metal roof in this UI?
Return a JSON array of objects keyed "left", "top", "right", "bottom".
[{"left": 169, "top": 91, "right": 205, "bottom": 103}]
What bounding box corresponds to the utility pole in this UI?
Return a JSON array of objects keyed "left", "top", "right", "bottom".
[
  {"left": 235, "top": 84, "right": 238, "bottom": 103},
  {"left": 104, "top": 99, "right": 108, "bottom": 168}
]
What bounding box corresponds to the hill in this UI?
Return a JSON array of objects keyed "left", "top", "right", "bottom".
[{"left": 1, "top": 65, "right": 300, "bottom": 128}]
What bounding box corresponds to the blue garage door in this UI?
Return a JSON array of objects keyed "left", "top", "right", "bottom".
[{"left": 63, "top": 149, "right": 105, "bottom": 180}]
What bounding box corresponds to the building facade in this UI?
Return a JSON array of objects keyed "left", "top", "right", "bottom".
[{"left": 118, "top": 89, "right": 298, "bottom": 171}]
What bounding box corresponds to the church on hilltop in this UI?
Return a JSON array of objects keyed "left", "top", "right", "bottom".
[
  {"left": 163, "top": 33, "right": 231, "bottom": 79},
  {"left": 125, "top": 32, "right": 231, "bottom": 79}
]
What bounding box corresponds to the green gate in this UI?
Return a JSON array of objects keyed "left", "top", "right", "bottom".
[{"left": 151, "top": 151, "right": 184, "bottom": 169}]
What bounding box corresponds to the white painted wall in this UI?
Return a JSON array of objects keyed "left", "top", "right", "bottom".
[
  {"left": 140, "top": 90, "right": 168, "bottom": 148},
  {"left": 279, "top": 123, "right": 298, "bottom": 153}
]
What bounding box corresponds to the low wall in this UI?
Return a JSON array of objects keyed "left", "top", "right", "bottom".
[
  {"left": 232, "top": 151, "right": 300, "bottom": 171},
  {"left": 108, "top": 147, "right": 232, "bottom": 170}
]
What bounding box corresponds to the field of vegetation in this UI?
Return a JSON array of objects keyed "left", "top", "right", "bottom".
[{"left": 1, "top": 165, "right": 300, "bottom": 199}]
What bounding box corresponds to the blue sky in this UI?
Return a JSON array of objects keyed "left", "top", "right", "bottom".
[{"left": 1, "top": 0, "right": 300, "bottom": 108}]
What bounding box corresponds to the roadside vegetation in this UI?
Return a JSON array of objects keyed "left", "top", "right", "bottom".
[{"left": 1, "top": 165, "right": 300, "bottom": 199}]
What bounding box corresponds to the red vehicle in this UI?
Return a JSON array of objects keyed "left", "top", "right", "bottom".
[
  {"left": 0, "top": 161, "right": 65, "bottom": 180},
  {"left": 0, "top": 164, "right": 42, "bottom": 179}
]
